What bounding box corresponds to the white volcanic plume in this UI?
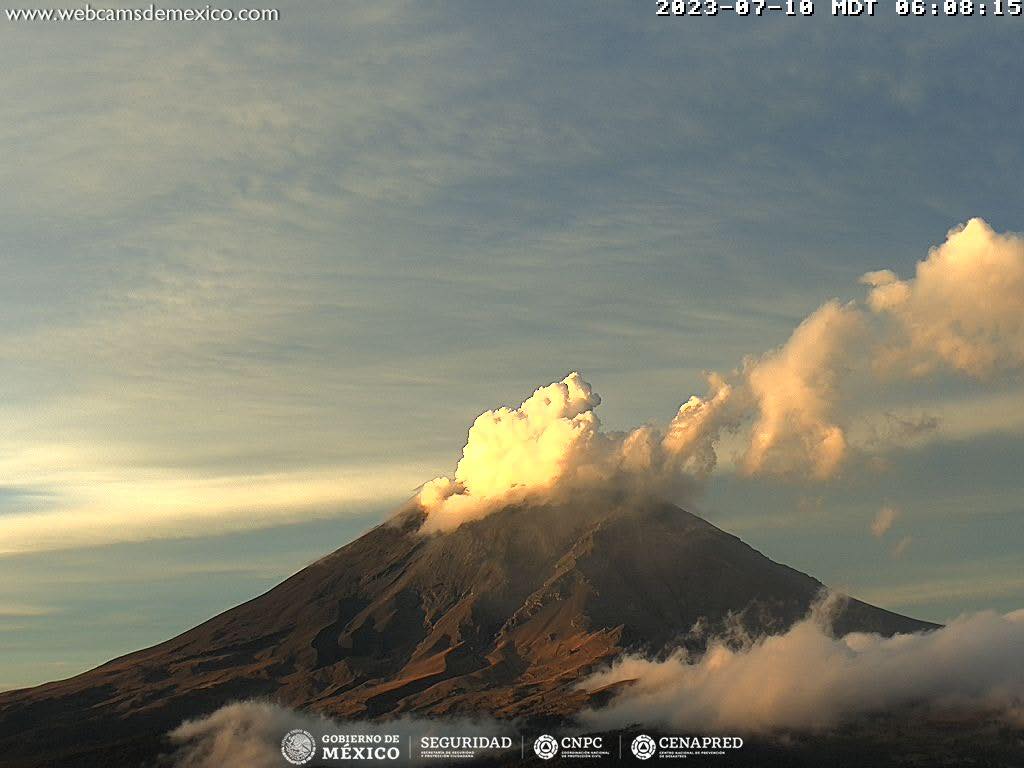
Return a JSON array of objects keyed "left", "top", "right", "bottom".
[
  {"left": 865, "top": 218, "right": 1024, "bottom": 378},
  {"left": 740, "top": 299, "right": 864, "bottom": 479},
  {"left": 419, "top": 372, "right": 737, "bottom": 532},
  {"left": 419, "top": 219, "right": 1024, "bottom": 531}
]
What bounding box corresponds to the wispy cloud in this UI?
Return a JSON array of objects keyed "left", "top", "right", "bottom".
[
  {"left": 0, "top": 603, "right": 52, "bottom": 618},
  {"left": 871, "top": 505, "right": 898, "bottom": 538},
  {"left": 891, "top": 535, "right": 913, "bottom": 559},
  {"left": 0, "top": 463, "right": 431, "bottom": 555},
  {"left": 857, "top": 568, "right": 1024, "bottom": 609}
]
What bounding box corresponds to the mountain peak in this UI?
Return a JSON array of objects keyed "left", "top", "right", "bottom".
[{"left": 0, "top": 496, "right": 937, "bottom": 767}]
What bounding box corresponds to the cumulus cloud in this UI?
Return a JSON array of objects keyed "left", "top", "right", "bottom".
[
  {"left": 167, "top": 701, "right": 515, "bottom": 768},
  {"left": 418, "top": 219, "right": 1024, "bottom": 532},
  {"left": 870, "top": 505, "right": 898, "bottom": 538},
  {"left": 581, "top": 597, "right": 1024, "bottom": 733},
  {"left": 865, "top": 218, "right": 1024, "bottom": 378}
]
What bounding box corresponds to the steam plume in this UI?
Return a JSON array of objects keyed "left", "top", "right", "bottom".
[
  {"left": 419, "top": 372, "right": 737, "bottom": 532},
  {"left": 865, "top": 218, "right": 1024, "bottom": 377},
  {"left": 740, "top": 300, "right": 863, "bottom": 478},
  {"left": 419, "top": 219, "right": 1024, "bottom": 531}
]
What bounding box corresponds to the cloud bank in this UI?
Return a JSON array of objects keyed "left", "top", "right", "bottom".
[
  {"left": 581, "top": 598, "right": 1024, "bottom": 733},
  {"left": 419, "top": 218, "right": 1024, "bottom": 531},
  {"left": 168, "top": 604, "right": 1024, "bottom": 757},
  {"left": 167, "top": 701, "right": 514, "bottom": 768}
]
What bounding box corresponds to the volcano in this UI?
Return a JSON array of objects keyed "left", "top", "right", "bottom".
[{"left": 0, "top": 496, "right": 937, "bottom": 767}]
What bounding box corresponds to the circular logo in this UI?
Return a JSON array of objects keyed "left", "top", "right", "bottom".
[
  {"left": 631, "top": 734, "right": 657, "bottom": 760},
  {"left": 281, "top": 729, "right": 316, "bottom": 765},
  {"left": 534, "top": 734, "right": 559, "bottom": 760}
]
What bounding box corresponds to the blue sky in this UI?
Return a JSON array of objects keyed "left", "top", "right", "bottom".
[{"left": 1, "top": 2, "right": 1022, "bottom": 690}]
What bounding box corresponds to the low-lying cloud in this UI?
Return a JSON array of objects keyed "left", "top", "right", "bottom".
[
  {"left": 167, "top": 604, "right": 1024, "bottom": 759},
  {"left": 166, "top": 701, "right": 516, "bottom": 768},
  {"left": 581, "top": 597, "right": 1024, "bottom": 733},
  {"left": 419, "top": 219, "right": 1024, "bottom": 531}
]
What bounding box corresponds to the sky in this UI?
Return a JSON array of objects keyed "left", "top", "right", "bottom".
[{"left": 1, "top": 1, "right": 1023, "bottom": 691}]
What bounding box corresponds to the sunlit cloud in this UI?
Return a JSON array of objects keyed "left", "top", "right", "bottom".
[
  {"left": 582, "top": 597, "right": 1024, "bottom": 733},
  {"left": 417, "top": 220, "right": 1024, "bottom": 532},
  {"left": 418, "top": 372, "right": 736, "bottom": 532},
  {"left": 0, "top": 463, "right": 432, "bottom": 555},
  {"left": 865, "top": 219, "right": 1024, "bottom": 378}
]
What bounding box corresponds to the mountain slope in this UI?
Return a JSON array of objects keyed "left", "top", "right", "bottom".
[{"left": 0, "top": 496, "right": 938, "bottom": 767}]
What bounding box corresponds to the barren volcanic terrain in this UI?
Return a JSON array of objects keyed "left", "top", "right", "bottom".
[{"left": 0, "top": 496, "right": 937, "bottom": 767}]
